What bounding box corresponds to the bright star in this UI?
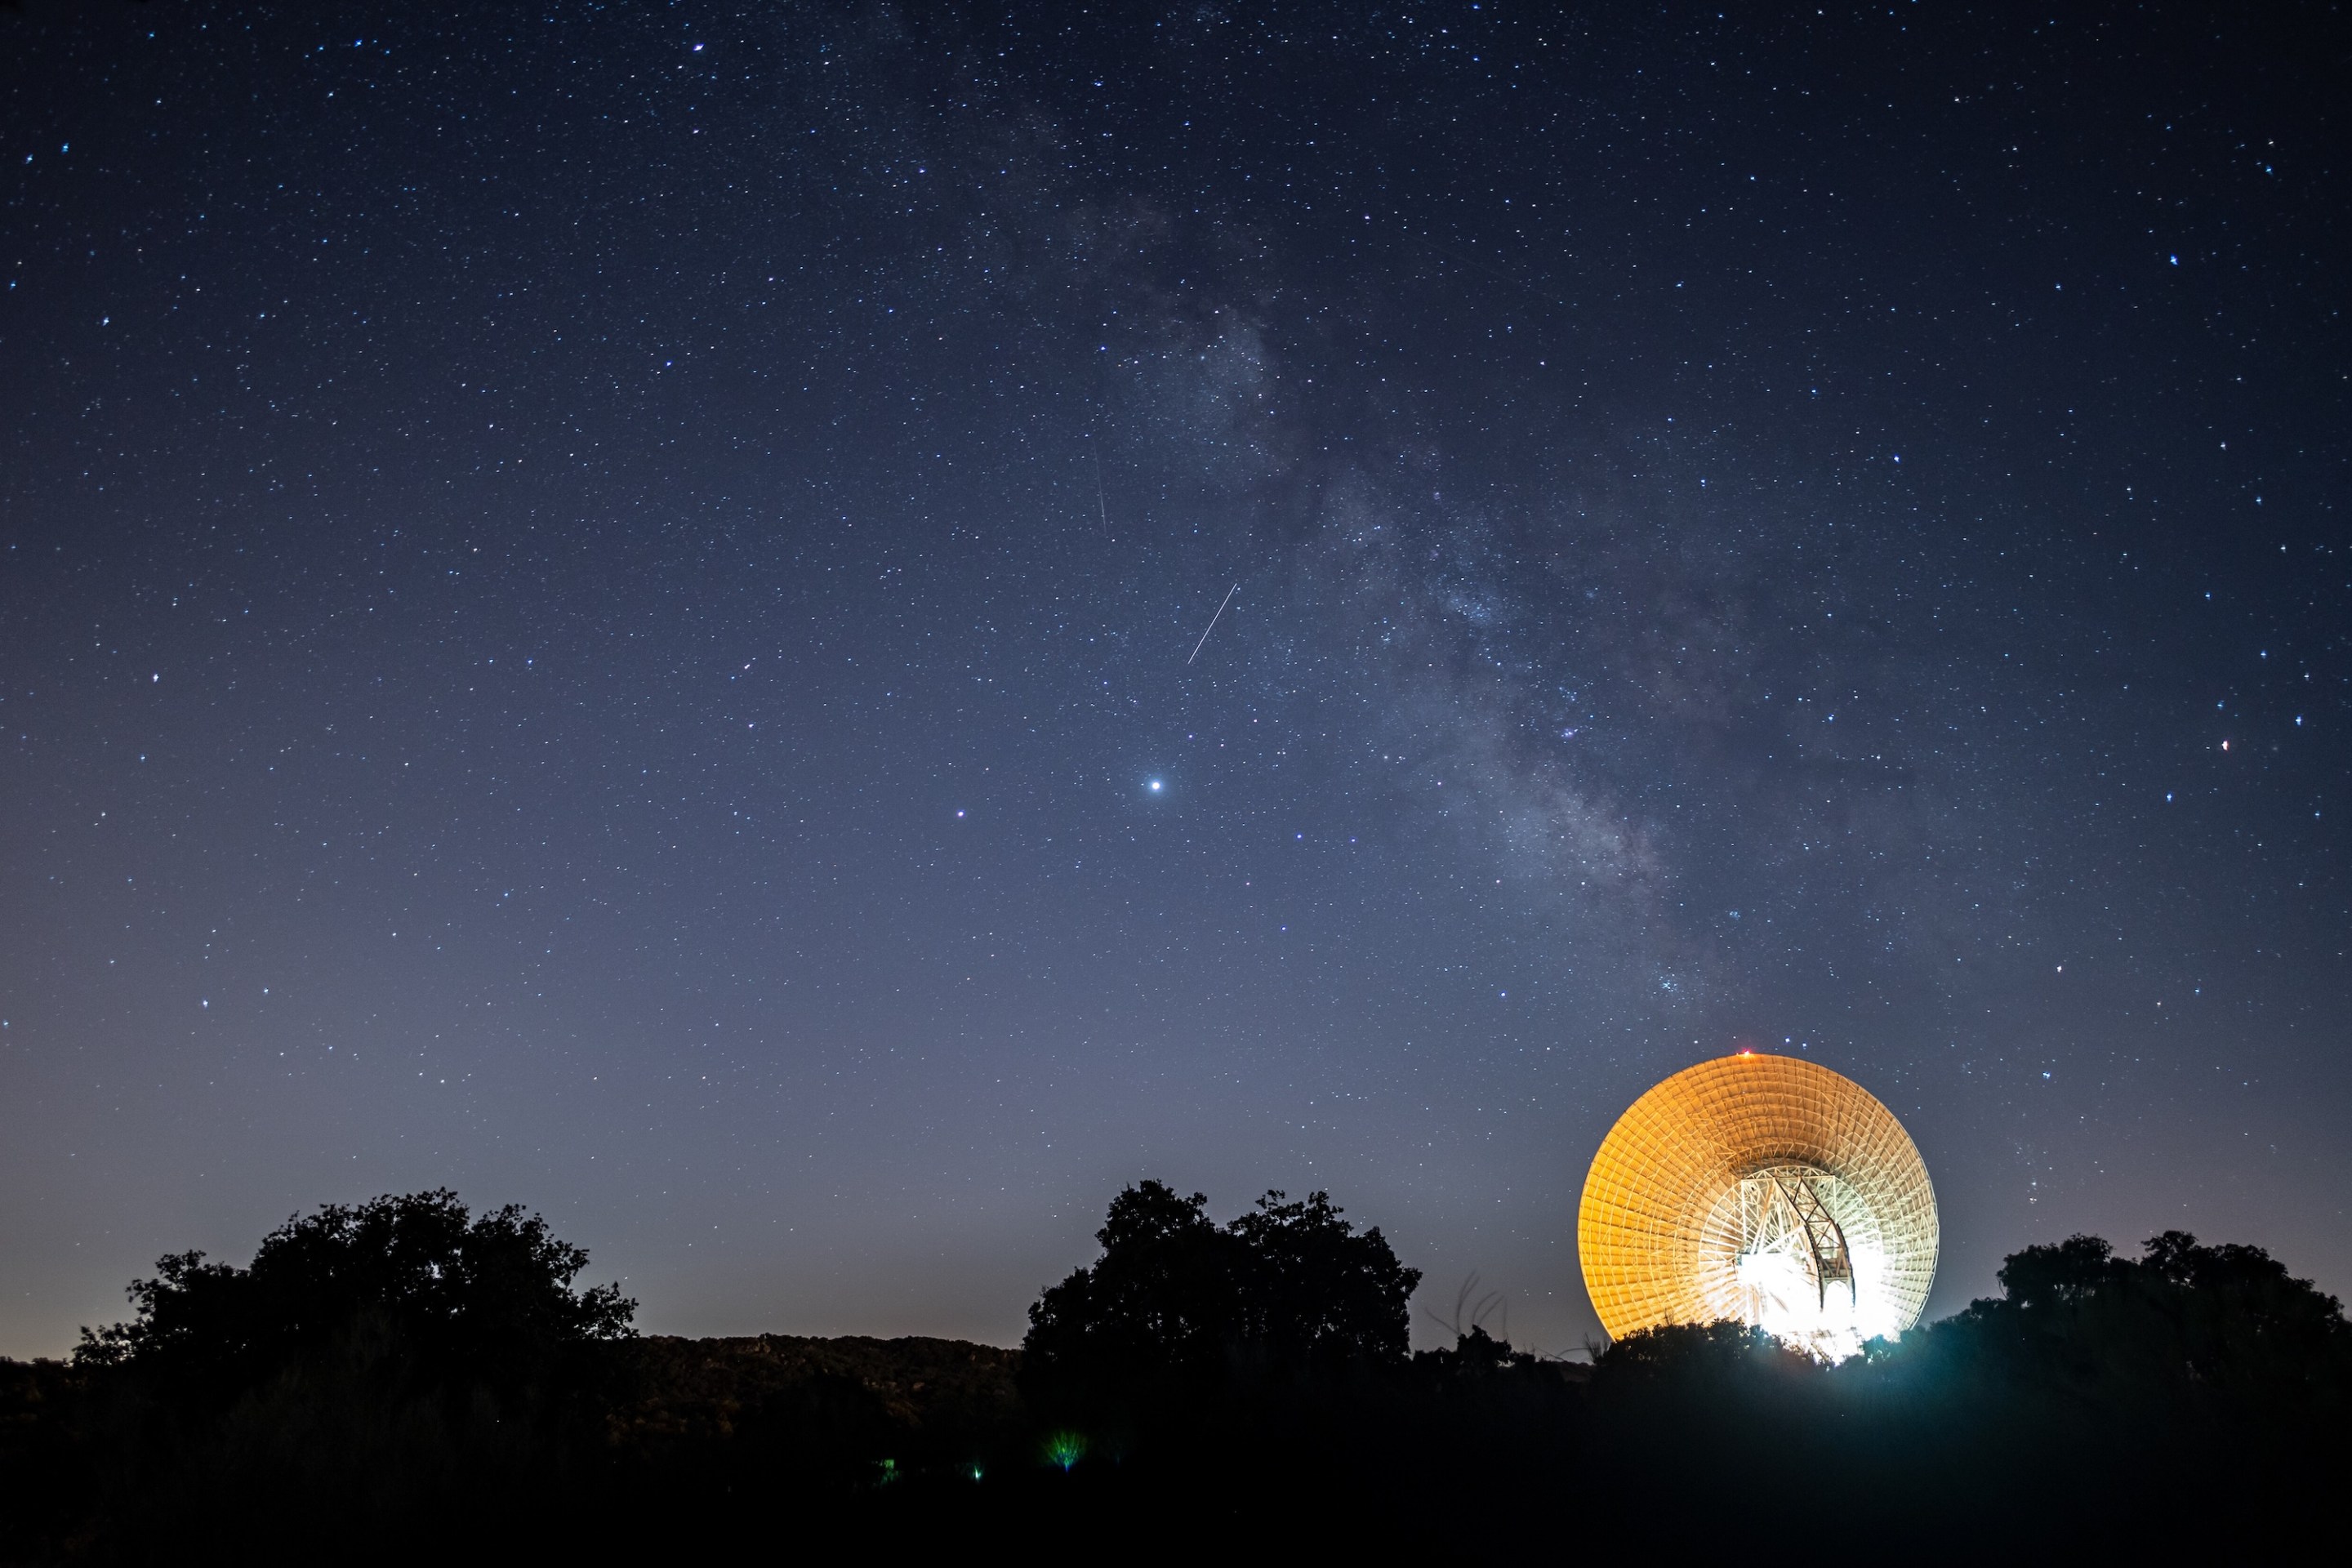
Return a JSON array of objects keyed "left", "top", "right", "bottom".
[{"left": 1147, "top": 778, "right": 1163, "bottom": 792}]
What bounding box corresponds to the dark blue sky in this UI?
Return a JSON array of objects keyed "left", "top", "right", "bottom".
[{"left": 3, "top": 1, "right": 2346, "bottom": 1357}]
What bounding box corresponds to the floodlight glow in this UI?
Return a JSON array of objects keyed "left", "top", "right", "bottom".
[{"left": 1579, "top": 1054, "right": 1938, "bottom": 1360}]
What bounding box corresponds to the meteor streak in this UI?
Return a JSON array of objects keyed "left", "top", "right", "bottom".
[{"left": 1187, "top": 583, "right": 1239, "bottom": 666}]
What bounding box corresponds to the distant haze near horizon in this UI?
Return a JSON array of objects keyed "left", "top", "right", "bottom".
[{"left": 3, "top": 2, "right": 2346, "bottom": 1359}]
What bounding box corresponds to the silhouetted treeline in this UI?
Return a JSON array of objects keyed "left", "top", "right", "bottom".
[
  {"left": 1022, "top": 1181, "right": 1419, "bottom": 1438},
  {"left": 1, "top": 1184, "right": 2345, "bottom": 1561}
]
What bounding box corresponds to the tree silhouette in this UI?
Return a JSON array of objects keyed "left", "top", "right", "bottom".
[
  {"left": 1022, "top": 1180, "right": 1419, "bottom": 1421},
  {"left": 9, "top": 1192, "right": 2349, "bottom": 1558},
  {"left": 1227, "top": 1189, "right": 1420, "bottom": 1370},
  {"left": 78, "top": 1189, "right": 633, "bottom": 1405},
  {"left": 55, "top": 1192, "right": 637, "bottom": 1557},
  {"left": 1920, "top": 1228, "right": 2352, "bottom": 1414}
]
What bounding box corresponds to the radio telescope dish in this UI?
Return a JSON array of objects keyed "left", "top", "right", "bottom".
[{"left": 1578, "top": 1053, "right": 1937, "bottom": 1357}]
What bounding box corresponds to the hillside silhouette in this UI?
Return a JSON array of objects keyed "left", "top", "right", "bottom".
[{"left": 0, "top": 1183, "right": 2344, "bottom": 1561}]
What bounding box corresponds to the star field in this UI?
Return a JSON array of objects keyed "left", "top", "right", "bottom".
[{"left": 1, "top": 2, "right": 2346, "bottom": 1356}]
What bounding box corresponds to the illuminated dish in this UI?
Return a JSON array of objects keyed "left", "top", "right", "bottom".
[{"left": 1579, "top": 1053, "right": 1938, "bottom": 1357}]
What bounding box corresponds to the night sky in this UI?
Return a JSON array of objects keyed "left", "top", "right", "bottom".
[{"left": 4, "top": 2, "right": 2347, "bottom": 1359}]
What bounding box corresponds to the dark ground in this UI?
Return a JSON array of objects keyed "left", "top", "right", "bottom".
[
  {"left": 2, "top": 1320, "right": 2339, "bottom": 1563},
  {"left": 3, "top": 1192, "right": 2342, "bottom": 1561}
]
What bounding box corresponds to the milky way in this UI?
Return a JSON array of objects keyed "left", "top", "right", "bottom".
[{"left": 2, "top": 4, "right": 2345, "bottom": 1356}]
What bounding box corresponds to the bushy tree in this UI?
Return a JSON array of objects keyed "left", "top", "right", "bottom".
[
  {"left": 1022, "top": 1182, "right": 1241, "bottom": 1396},
  {"left": 1914, "top": 1228, "right": 2352, "bottom": 1413},
  {"left": 60, "top": 1192, "right": 636, "bottom": 1557},
  {"left": 1586, "top": 1318, "right": 1829, "bottom": 1459},
  {"left": 1227, "top": 1189, "right": 1419, "bottom": 1368},
  {"left": 1592, "top": 1318, "right": 1820, "bottom": 1385},
  {"left": 1022, "top": 1181, "right": 1419, "bottom": 1417},
  {"left": 78, "top": 1189, "right": 633, "bottom": 1404}
]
